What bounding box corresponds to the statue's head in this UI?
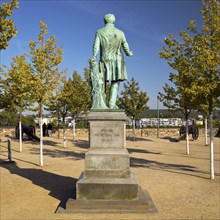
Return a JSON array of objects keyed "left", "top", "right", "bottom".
[{"left": 104, "top": 14, "right": 115, "bottom": 24}]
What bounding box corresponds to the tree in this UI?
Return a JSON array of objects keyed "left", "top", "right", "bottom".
[
  {"left": 0, "top": 0, "right": 19, "bottom": 50},
  {"left": 188, "top": 0, "right": 220, "bottom": 179},
  {"left": 0, "top": 54, "right": 34, "bottom": 152},
  {"left": 22, "top": 114, "right": 35, "bottom": 126},
  {"left": 29, "top": 21, "right": 64, "bottom": 166},
  {"left": 70, "top": 70, "right": 91, "bottom": 113},
  {"left": 196, "top": 103, "right": 209, "bottom": 146},
  {"left": 159, "top": 28, "right": 202, "bottom": 155},
  {"left": 83, "top": 67, "right": 92, "bottom": 110},
  {"left": 68, "top": 70, "right": 91, "bottom": 140},
  {"left": 0, "top": 109, "right": 18, "bottom": 126},
  {"left": 118, "top": 77, "right": 149, "bottom": 140},
  {"left": 159, "top": 0, "right": 219, "bottom": 178},
  {"left": 47, "top": 76, "right": 72, "bottom": 147},
  {"left": 0, "top": 79, "right": 14, "bottom": 110},
  {"left": 58, "top": 78, "right": 72, "bottom": 147}
]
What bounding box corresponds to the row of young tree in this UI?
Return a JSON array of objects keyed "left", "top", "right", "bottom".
[
  {"left": 158, "top": 0, "right": 220, "bottom": 179},
  {"left": 0, "top": 0, "right": 149, "bottom": 165},
  {"left": 0, "top": 19, "right": 66, "bottom": 165}
]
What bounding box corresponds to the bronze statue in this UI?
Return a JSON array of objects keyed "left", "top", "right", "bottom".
[{"left": 90, "top": 14, "right": 133, "bottom": 109}]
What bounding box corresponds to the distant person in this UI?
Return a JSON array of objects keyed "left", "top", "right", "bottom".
[
  {"left": 43, "top": 123, "right": 47, "bottom": 137},
  {"left": 47, "top": 123, "right": 52, "bottom": 137},
  {"left": 215, "top": 126, "right": 220, "bottom": 138}
]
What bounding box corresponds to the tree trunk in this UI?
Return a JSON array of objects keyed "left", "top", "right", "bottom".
[
  {"left": 57, "top": 110, "right": 60, "bottom": 139},
  {"left": 73, "top": 119, "right": 76, "bottom": 141},
  {"left": 63, "top": 125, "right": 66, "bottom": 148},
  {"left": 205, "top": 117, "right": 208, "bottom": 146},
  {"left": 39, "top": 117, "right": 43, "bottom": 166},
  {"left": 62, "top": 116, "right": 66, "bottom": 148},
  {"left": 210, "top": 113, "right": 214, "bottom": 179},
  {"left": 186, "top": 119, "right": 190, "bottom": 155},
  {"left": 132, "top": 119, "right": 136, "bottom": 141},
  {"left": 19, "top": 111, "right": 22, "bottom": 152}
]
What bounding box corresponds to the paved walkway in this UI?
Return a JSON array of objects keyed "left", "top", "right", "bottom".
[{"left": 0, "top": 134, "right": 219, "bottom": 220}]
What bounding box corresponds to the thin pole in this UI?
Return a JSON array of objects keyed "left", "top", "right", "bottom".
[
  {"left": 157, "top": 95, "right": 159, "bottom": 138},
  {"left": 19, "top": 108, "right": 22, "bottom": 152},
  {"left": 210, "top": 113, "right": 214, "bottom": 179},
  {"left": 58, "top": 110, "right": 60, "bottom": 139},
  {"left": 205, "top": 117, "right": 208, "bottom": 146},
  {"left": 7, "top": 138, "right": 12, "bottom": 161}
]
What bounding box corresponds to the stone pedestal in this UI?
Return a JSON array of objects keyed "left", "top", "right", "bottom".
[{"left": 76, "top": 110, "right": 139, "bottom": 200}]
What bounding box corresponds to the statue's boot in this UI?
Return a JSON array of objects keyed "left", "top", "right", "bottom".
[{"left": 109, "top": 82, "right": 120, "bottom": 109}]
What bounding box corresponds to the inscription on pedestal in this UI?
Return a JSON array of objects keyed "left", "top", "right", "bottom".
[
  {"left": 90, "top": 121, "right": 125, "bottom": 148},
  {"left": 94, "top": 129, "right": 120, "bottom": 142}
]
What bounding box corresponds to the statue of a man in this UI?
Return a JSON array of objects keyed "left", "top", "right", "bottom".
[{"left": 92, "top": 14, "right": 133, "bottom": 109}]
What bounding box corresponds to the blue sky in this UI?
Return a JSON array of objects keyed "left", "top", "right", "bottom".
[{"left": 1, "top": 0, "right": 203, "bottom": 109}]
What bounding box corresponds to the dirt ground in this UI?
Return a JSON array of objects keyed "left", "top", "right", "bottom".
[{"left": 0, "top": 133, "right": 219, "bottom": 220}]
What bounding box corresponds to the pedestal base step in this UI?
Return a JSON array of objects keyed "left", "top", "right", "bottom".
[
  {"left": 56, "top": 186, "right": 157, "bottom": 214},
  {"left": 76, "top": 172, "right": 138, "bottom": 200}
]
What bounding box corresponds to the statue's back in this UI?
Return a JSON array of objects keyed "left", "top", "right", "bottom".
[{"left": 98, "top": 25, "right": 124, "bottom": 61}]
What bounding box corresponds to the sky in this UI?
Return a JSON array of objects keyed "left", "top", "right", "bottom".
[{"left": 1, "top": 0, "right": 204, "bottom": 109}]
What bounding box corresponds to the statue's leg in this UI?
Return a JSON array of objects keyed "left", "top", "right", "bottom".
[{"left": 109, "top": 81, "right": 120, "bottom": 109}]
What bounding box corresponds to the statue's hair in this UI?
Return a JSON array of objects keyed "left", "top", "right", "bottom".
[{"left": 104, "top": 14, "right": 115, "bottom": 24}]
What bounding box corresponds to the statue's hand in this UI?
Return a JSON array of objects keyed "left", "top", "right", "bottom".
[{"left": 128, "top": 51, "right": 133, "bottom": 56}]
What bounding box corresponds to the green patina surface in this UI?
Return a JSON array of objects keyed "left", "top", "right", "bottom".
[{"left": 90, "top": 14, "right": 133, "bottom": 110}]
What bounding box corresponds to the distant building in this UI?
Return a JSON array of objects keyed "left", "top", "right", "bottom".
[
  {"left": 34, "top": 116, "right": 56, "bottom": 125},
  {"left": 138, "top": 118, "right": 182, "bottom": 127}
]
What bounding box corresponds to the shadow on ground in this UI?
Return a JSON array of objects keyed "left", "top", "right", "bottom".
[
  {"left": 4, "top": 135, "right": 18, "bottom": 141},
  {"left": 29, "top": 148, "right": 85, "bottom": 160},
  {"left": 128, "top": 148, "right": 161, "bottom": 155},
  {"left": 0, "top": 162, "right": 77, "bottom": 202},
  {"left": 131, "top": 157, "right": 196, "bottom": 170},
  {"left": 130, "top": 156, "right": 213, "bottom": 179},
  {"left": 161, "top": 136, "right": 179, "bottom": 142},
  {"left": 24, "top": 139, "right": 60, "bottom": 146},
  {"left": 43, "top": 140, "right": 61, "bottom": 146},
  {"left": 0, "top": 143, "right": 20, "bottom": 153},
  {"left": 161, "top": 136, "right": 197, "bottom": 142},
  {"left": 73, "top": 139, "right": 89, "bottom": 149},
  {"left": 126, "top": 137, "right": 153, "bottom": 142}
]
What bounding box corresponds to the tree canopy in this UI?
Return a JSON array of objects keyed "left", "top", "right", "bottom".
[
  {"left": 159, "top": 0, "right": 220, "bottom": 120},
  {"left": 68, "top": 70, "right": 91, "bottom": 118},
  {"left": 118, "top": 77, "right": 149, "bottom": 119},
  {"left": 29, "top": 21, "right": 64, "bottom": 117},
  {"left": 0, "top": 0, "right": 19, "bottom": 50},
  {"left": 0, "top": 54, "right": 34, "bottom": 113}
]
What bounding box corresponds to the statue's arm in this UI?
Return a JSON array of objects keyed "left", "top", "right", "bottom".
[
  {"left": 92, "top": 32, "right": 100, "bottom": 60},
  {"left": 121, "top": 33, "right": 133, "bottom": 56}
]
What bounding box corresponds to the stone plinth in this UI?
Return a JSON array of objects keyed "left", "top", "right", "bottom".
[
  {"left": 76, "top": 110, "right": 139, "bottom": 200},
  {"left": 77, "top": 172, "right": 138, "bottom": 200},
  {"left": 84, "top": 148, "right": 130, "bottom": 178}
]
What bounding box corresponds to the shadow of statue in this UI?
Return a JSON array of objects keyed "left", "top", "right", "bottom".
[{"left": 0, "top": 162, "right": 77, "bottom": 207}]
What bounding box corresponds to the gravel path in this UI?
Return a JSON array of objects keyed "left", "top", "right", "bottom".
[{"left": 0, "top": 134, "right": 219, "bottom": 220}]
